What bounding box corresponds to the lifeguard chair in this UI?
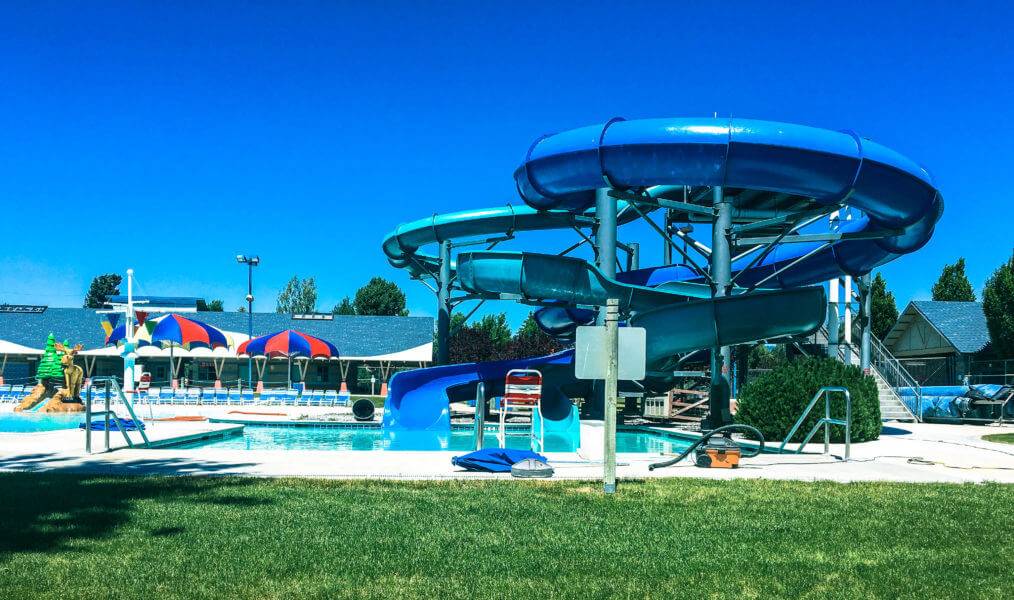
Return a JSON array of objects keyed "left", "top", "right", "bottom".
[{"left": 498, "top": 369, "right": 544, "bottom": 451}]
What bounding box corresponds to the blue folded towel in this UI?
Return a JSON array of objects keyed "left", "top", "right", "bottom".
[{"left": 79, "top": 418, "right": 146, "bottom": 432}]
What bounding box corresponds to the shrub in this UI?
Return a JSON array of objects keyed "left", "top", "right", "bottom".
[{"left": 735, "top": 357, "right": 880, "bottom": 443}]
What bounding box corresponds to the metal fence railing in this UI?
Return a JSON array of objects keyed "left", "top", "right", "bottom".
[{"left": 968, "top": 359, "right": 1014, "bottom": 386}]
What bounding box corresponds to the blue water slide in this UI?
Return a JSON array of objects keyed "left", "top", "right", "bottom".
[
  {"left": 515, "top": 118, "right": 942, "bottom": 288},
  {"left": 383, "top": 350, "right": 576, "bottom": 432},
  {"left": 382, "top": 117, "right": 942, "bottom": 436}
]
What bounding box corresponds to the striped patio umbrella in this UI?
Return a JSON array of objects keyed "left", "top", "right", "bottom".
[
  {"left": 237, "top": 330, "right": 338, "bottom": 389},
  {"left": 105, "top": 314, "right": 231, "bottom": 350},
  {"left": 105, "top": 314, "right": 231, "bottom": 386}
]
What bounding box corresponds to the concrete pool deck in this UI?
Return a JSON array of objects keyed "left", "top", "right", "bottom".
[{"left": 1, "top": 405, "right": 1011, "bottom": 483}]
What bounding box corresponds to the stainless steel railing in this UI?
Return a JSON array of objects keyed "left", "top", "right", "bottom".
[
  {"left": 84, "top": 376, "right": 150, "bottom": 452},
  {"left": 779, "top": 386, "right": 852, "bottom": 460}
]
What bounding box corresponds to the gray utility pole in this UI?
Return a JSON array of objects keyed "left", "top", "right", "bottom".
[
  {"left": 436, "top": 240, "right": 452, "bottom": 365},
  {"left": 705, "top": 186, "right": 734, "bottom": 430},
  {"left": 603, "top": 298, "right": 619, "bottom": 494},
  {"left": 860, "top": 273, "right": 872, "bottom": 373}
]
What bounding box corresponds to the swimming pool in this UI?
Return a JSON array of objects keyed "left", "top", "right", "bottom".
[
  {"left": 167, "top": 424, "right": 694, "bottom": 453},
  {"left": 0, "top": 412, "right": 84, "bottom": 433}
]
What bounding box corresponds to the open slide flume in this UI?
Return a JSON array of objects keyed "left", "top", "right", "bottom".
[{"left": 381, "top": 117, "right": 942, "bottom": 447}]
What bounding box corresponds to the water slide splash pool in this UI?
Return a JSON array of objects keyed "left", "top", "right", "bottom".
[{"left": 381, "top": 117, "right": 941, "bottom": 444}]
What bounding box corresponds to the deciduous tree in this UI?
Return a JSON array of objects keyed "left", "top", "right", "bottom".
[
  {"left": 353, "top": 277, "right": 408, "bottom": 316},
  {"left": 982, "top": 252, "right": 1014, "bottom": 358},
  {"left": 870, "top": 272, "right": 899, "bottom": 339},
  {"left": 931, "top": 258, "right": 976, "bottom": 301},
  {"left": 276, "top": 276, "right": 318, "bottom": 314}
]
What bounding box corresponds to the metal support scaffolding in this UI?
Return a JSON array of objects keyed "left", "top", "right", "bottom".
[
  {"left": 436, "top": 240, "right": 452, "bottom": 365},
  {"left": 628, "top": 242, "right": 640, "bottom": 271},
  {"left": 705, "top": 186, "right": 734, "bottom": 430},
  {"left": 860, "top": 273, "right": 872, "bottom": 372},
  {"left": 663, "top": 209, "right": 673, "bottom": 265}
]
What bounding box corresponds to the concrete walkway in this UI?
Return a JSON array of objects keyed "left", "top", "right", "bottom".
[{"left": 1, "top": 409, "right": 1011, "bottom": 483}]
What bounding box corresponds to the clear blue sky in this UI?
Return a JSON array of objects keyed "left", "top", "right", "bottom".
[{"left": 1, "top": 2, "right": 1011, "bottom": 328}]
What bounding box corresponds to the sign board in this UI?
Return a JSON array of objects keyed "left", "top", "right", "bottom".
[
  {"left": 0, "top": 304, "right": 46, "bottom": 314},
  {"left": 574, "top": 326, "right": 646, "bottom": 381}
]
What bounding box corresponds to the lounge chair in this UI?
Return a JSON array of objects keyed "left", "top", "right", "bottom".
[
  {"left": 336, "top": 390, "right": 351, "bottom": 407},
  {"left": 307, "top": 389, "right": 325, "bottom": 406},
  {"left": 322, "top": 390, "right": 339, "bottom": 407},
  {"left": 0, "top": 385, "right": 12, "bottom": 403},
  {"left": 240, "top": 390, "right": 255, "bottom": 405}
]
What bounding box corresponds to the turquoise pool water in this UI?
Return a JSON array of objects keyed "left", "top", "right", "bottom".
[
  {"left": 0, "top": 412, "right": 83, "bottom": 433},
  {"left": 168, "top": 425, "right": 693, "bottom": 453}
]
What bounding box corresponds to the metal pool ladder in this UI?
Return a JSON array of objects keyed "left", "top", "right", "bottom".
[
  {"left": 778, "top": 386, "right": 852, "bottom": 460},
  {"left": 85, "top": 376, "right": 150, "bottom": 453}
]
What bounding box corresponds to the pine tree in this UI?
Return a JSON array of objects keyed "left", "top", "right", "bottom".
[
  {"left": 83, "top": 274, "right": 122, "bottom": 308},
  {"left": 931, "top": 258, "right": 976, "bottom": 301}
]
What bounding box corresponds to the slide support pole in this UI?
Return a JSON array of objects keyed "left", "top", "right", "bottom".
[
  {"left": 705, "top": 186, "right": 734, "bottom": 430},
  {"left": 860, "top": 274, "right": 872, "bottom": 373},
  {"left": 663, "top": 209, "right": 673, "bottom": 265},
  {"left": 437, "top": 240, "right": 452, "bottom": 365},
  {"left": 628, "top": 242, "right": 640, "bottom": 271},
  {"left": 603, "top": 298, "right": 619, "bottom": 494},
  {"left": 592, "top": 188, "right": 618, "bottom": 420}
]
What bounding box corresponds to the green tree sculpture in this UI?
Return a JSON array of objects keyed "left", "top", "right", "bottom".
[
  {"left": 931, "top": 258, "right": 976, "bottom": 301},
  {"left": 36, "top": 333, "right": 65, "bottom": 382}
]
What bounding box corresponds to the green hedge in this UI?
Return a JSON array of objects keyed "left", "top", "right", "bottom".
[{"left": 736, "top": 357, "right": 880, "bottom": 443}]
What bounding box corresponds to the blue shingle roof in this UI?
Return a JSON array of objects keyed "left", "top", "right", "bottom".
[
  {"left": 909, "top": 301, "right": 990, "bottom": 353},
  {"left": 0, "top": 308, "right": 433, "bottom": 358}
]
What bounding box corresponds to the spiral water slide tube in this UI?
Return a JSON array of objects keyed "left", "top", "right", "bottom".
[{"left": 382, "top": 117, "right": 942, "bottom": 437}]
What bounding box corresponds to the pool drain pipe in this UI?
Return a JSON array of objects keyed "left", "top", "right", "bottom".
[{"left": 648, "top": 424, "right": 765, "bottom": 471}]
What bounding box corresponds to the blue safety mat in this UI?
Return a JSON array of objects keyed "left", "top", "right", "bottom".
[
  {"left": 451, "top": 448, "right": 547, "bottom": 473},
  {"left": 79, "top": 418, "right": 146, "bottom": 432}
]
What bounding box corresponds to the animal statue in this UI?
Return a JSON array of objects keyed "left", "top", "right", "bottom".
[{"left": 54, "top": 342, "right": 84, "bottom": 400}]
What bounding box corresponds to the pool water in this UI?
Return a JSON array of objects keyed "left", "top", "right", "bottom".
[
  {"left": 168, "top": 425, "right": 693, "bottom": 453},
  {"left": 0, "top": 412, "right": 84, "bottom": 433}
]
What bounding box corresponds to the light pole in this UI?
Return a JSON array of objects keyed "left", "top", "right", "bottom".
[{"left": 236, "top": 254, "right": 260, "bottom": 390}]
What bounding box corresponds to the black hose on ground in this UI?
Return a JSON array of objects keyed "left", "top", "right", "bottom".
[{"left": 648, "top": 424, "right": 765, "bottom": 471}]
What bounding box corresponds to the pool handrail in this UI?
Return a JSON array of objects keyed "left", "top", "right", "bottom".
[{"left": 778, "top": 386, "right": 851, "bottom": 460}]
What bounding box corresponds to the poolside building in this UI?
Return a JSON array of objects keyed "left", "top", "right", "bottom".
[
  {"left": 0, "top": 303, "right": 432, "bottom": 392},
  {"left": 882, "top": 301, "right": 991, "bottom": 386}
]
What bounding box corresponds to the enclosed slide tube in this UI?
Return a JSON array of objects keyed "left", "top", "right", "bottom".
[
  {"left": 516, "top": 118, "right": 942, "bottom": 290},
  {"left": 383, "top": 117, "right": 942, "bottom": 440}
]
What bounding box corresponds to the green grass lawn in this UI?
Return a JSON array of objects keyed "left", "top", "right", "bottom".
[
  {"left": 0, "top": 474, "right": 1011, "bottom": 599},
  {"left": 983, "top": 432, "right": 1014, "bottom": 445}
]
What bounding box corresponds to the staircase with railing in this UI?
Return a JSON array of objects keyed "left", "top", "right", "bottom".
[
  {"left": 864, "top": 329, "right": 921, "bottom": 421},
  {"left": 794, "top": 323, "right": 920, "bottom": 422}
]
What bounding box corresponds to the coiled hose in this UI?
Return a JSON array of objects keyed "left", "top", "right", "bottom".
[{"left": 648, "top": 424, "right": 765, "bottom": 471}]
